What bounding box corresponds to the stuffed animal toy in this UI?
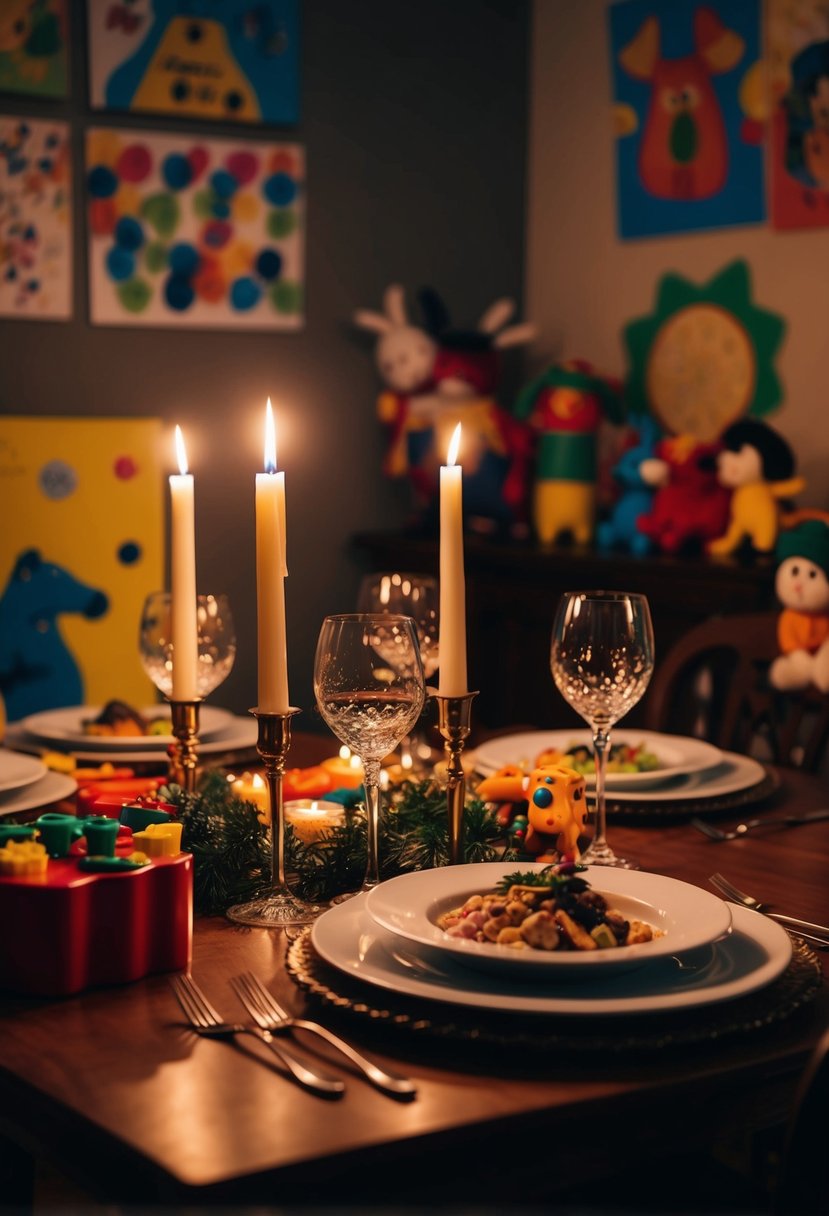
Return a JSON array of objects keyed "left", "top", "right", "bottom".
[
  {"left": 353, "top": 285, "right": 438, "bottom": 496},
  {"left": 708, "top": 419, "right": 805, "bottom": 557},
  {"left": 596, "top": 414, "right": 662, "bottom": 555},
  {"left": 522, "top": 764, "right": 588, "bottom": 863},
  {"left": 355, "top": 284, "right": 536, "bottom": 528},
  {"left": 636, "top": 434, "right": 731, "bottom": 554},
  {"left": 513, "top": 360, "right": 624, "bottom": 545},
  {"left": 769, "top": 517, "right": 829, "bottom": 693}
]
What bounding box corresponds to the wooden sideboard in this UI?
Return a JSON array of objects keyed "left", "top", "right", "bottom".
[{"left": 350, "top": 530, "right": 777, "bottom": 732}]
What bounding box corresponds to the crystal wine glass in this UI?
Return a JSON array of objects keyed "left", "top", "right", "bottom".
[
  {"left": 550, "top": 591, "right": 654, "bottom": 869},
  {"left": 357, "top": 572, "right": 439, "bottom": 771},
  {"left": 314, "top": 614, "right": 426, "bottom": 900},
  {"left": 139, "top": 591, "right": 236, "bottom": 699}
]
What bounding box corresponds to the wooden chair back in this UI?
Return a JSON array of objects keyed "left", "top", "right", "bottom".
[
  {"left": 644, "top": 613, "right": 829, "bottom": 772},
  {"left": 775, "top": 1026, "right": 829, "bottom": 1215}
]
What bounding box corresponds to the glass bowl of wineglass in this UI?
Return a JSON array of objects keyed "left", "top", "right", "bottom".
[
  {"left": 357, "top": 572, "right": 439, "bottom": 771},
  {"left": 139, "top": 591, "right": 236, "bottom": 700},
  {"left": 314, "top": 613, "right": 426, "bottom": 900},
  {"left": 550, "top": 590, "right": 654, "bottom": 869}
]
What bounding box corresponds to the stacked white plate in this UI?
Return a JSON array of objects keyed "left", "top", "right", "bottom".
[
  {"left": 472, "top": 729, "right": 768, "bottom": 804},
  {"left": 0, "top": 748, "right": 77, "bottom": 817},
  {"left": 4, "top": 704, "right": 258, "bottom": 766},
  {"left": 310, "top": 862, "right": 792, "bottom": 1017}
]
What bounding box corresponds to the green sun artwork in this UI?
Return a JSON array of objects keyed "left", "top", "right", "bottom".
[{"left": 622, "top": 260, "right": 786, "bottom": 442}]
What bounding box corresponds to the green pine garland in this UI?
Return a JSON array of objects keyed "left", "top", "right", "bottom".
[{"left": 159, "top": 770, "right": 519, "bottom": 915}]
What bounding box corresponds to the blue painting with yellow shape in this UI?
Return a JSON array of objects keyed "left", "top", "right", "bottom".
[{"left": 89, "top": 0, "right": 299, "bottom": 125}]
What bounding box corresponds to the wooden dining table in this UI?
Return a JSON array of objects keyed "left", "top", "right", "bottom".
[{"left": 1, "top": 731, "right": 827, "bottom": 1210}]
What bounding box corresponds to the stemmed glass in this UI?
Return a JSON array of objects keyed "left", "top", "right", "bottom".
[
  {"left": 314, "top": 614, "right": 426, "bottom": 900},
  {"left": 139, "top": 591, "right": 236, "bottom": 698},
  {"left": 357, "top": 572, "right": 439, "bottom": 771},
  {"left": 550, "top": 591, "right": 654, "bottom": 869}
]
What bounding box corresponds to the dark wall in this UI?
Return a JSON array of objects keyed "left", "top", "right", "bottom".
[{"left": 1, "top": 0, "right": 530, "bottom": 725}]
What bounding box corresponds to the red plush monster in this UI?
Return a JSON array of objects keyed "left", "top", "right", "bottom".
[{"left": 636, "top": 435, "right": 731, "bottom": 554}]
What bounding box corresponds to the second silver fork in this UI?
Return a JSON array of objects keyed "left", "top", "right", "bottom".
[
  {"left": 231, "top": 971, "right": 417, "bottom": 1101},
  {"left": 708, "top": 874, "right": 829, "bottom": 948}
]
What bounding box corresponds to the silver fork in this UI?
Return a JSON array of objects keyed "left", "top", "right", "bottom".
[
  {"left": 169, "top": 974, "right": 345, "bottom": 1098},
  {"left": 230, "top": 971, "right": 417, "bottom": 1101},
  {"left": 692, "top": 809, "right": 829, "bottom": 841},
  {"left": 708, "top": 874, "right": 829, "bottom": 948}
]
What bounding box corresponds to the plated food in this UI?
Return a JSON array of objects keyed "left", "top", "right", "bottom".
[
  {"left": 438, "top": 863, "right": 662, "bottom": 953},
  {"left": 82, "top": 700, "right": 171, "bottom": 739},
  {"left": 364, "top": 863, "right": 732, "bottom": 978}
]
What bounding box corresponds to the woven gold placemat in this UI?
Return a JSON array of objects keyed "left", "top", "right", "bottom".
[{"left": 286, "top": 929, "right": 821, "bottom": 1055}]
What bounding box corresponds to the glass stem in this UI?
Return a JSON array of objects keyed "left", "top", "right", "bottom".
[
  {"left": 362, "top": 759, "right": 382, "bottom": 890},
  {"left": 592, "top": 728, "right": 611, "bottom": 850}
]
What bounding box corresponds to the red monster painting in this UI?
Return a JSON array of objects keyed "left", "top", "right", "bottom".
[{"left": 619, "top": 6, "right": 745, "bottom": 201}]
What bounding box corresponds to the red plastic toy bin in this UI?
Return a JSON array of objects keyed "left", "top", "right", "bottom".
[{"left": 0, "top": 853, "right": 193, "bottom": 997}]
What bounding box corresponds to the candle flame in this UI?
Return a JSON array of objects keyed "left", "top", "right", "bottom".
[
  {"left": 339, "top": 745, "right": 351, "bottom": 760},
  {"left": 175, "top": 425, "right": 189, "bottom": 475},
  {"left": 447, "top": 422, "right": 462, "bottom": 467},
  {"left": 310, "top": 801, "right": 319, "bottom": 813},
  {"left": 252, "top": 773, "right": 265, "bottom": 790},
  {"left": 264, "top": 398, "right": 277, "bottom": 474}
]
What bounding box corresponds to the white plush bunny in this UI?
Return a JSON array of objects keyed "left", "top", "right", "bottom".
[{"left": 353, "top": 285, "right": 437, "bottom": 394}]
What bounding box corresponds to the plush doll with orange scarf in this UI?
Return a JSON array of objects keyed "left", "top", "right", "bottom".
[{"left": 769, "top": 515, "right": 829, "bottom": 693}]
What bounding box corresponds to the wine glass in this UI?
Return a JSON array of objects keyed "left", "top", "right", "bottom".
[
  {"left": 550, "top": 591, "right": 654, "bottom": 869},
  {"left": 139, "top": 592, "right": 236, "bottom": 699},
  {"left": 314, "top": 614, "right": 426, "bottom": 900},
  {"left": 357, "top": 572, "right": 439, "bottom": 771}
]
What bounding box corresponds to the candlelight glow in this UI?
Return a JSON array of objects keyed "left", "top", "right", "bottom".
[
  {"left": 174, "top": 425, "right": 189, "bottom": 475},
  {"left": 447, "top": 422, "right": 462, "bottom": 466},
  {"left": 264, "top": 398, "right": 277, "bottom": 474},
  {"left": 339, "top": 745, "right": 351, "bottom": 760}
]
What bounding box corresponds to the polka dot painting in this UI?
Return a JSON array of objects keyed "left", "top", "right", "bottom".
[{"left": 86, "top": 129, "right": 304, "bottom": 330}]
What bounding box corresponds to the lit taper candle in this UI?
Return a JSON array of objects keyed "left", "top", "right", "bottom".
[
  {"left": 256, "top": 400, "right": 290, "bottom": 712},
  {"left": 439, "top": 422, "right": 468, "bottom": 695},
  {"left": 170, "top": 425, "right": 198, "bottom": 700}
]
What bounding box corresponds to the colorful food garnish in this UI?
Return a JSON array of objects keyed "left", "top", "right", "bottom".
[
  {"left": 82, "top": 700, "right": 170, "bottom": 738},
  {"left": 537, "top": 741, "right": 660, "bottom": 775}
]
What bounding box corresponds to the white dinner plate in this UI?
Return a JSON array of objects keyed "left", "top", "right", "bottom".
[
  {"left": 0, "top": 770, "right": 78, "bottom": 817},
  {"left": 18, "top": 705, "right": 237, "bottom": 750},
  {"left": 363, "top": 863, "right": 732, "bottom": 979},
  {"left": 312, "top": 895, "right": 790, "bottom": 1016},
  {"left": 3, "top": 716, "right": 258, "bottom": 766},
  {"left": 600, "top": 751, "right": 768, "bottom": 804},
  {"left": 0, "top": 749, "right": 47, "bottom": 794},
  {"left": 473, "top": 730, "right": 723, "bottom": 789}
]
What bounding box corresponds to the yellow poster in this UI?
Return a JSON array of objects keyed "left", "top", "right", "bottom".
[{"left": 0, "top": 416, "right": 164, "bottom": 720}]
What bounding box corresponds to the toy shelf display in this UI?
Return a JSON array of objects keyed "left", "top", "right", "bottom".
[{"left": 0, "top": 799, "right": 192, "bottom": 997}]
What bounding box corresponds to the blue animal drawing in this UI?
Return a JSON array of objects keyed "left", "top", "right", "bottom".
[
  {"left": 0, "top": 549, "right": 109, "bottom": 721},
  {"left": 596, "top": 416, "right": 662, "bottom": 556}
]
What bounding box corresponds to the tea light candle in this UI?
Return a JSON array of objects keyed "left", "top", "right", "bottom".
[
  {"left": 439, "top": 422, "right": 468, "bottom": 695},
  {"left": 319, "top": 746, "right": 365, "bottom": 789},
  {"left": 170, "top": 425, "right": 198, "bottom": 700},
  {"left": 284, "top": 800, "right": 345, "bottom": 845},
  {"left": 229, "top": 771, "right": 270, "bottom": 821}
]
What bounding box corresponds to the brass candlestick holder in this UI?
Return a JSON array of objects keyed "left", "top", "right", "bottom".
[
  {"left": 226, "top": 709, "right": 323, "bottom": 927},
  {"left": 167, "top": 698, "right": 202, "bottom": 793},
  {"left": 431, "top": 689, "right": 478, "bottom": 865}
]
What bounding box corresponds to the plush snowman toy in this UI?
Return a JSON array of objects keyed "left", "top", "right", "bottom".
[{"left": 769, "top": 518, "right": 829, "bottom": 693}]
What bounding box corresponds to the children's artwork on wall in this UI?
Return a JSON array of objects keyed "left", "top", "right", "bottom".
[
  {"left": 86, "top": 128, "right": 304, "bottom": 330},
  {"left": 766, "top": 0, "right": 829, "bottom": 230},
  {"left": 608, "top": 0, "right": 766, "bottom": 238},
  {"left": 0, "top": 116, "right": 71, "bottom": 320},
  {"left": 0, "top": 417, "right": 164, "bottom": 720},
  {"left": 622, "top": 259, "right": 786, "bottom": 441},
  {"left": 0, "top": 0, "right": 68, "bottom": 97},
  {"left": 88, "top": 0, "right": 299, "bottom": 125}
]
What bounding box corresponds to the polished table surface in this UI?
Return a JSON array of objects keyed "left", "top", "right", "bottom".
[{"left": 1, "top": 732, "right": 828, "bottom": 1207}]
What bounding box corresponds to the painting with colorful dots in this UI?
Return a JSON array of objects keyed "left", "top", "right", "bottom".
[
  {"left": 0, "top": 116, "right": 71, "bottom": 320},
  {"left": 86, "top": 127, "right": 304, "bottom": 329},
  {"left": 88, "top": 0, "right": 299, "bottom": 125},
  {"left": 0, "top": 417, "right": 164, "bottom": 719},
  {"left": 0, "top": 0, "right": 68, "bottom": 98}
]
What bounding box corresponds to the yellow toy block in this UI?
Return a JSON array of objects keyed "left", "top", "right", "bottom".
[
  {"left": 130, "top": 822, "right": 183, "bottom": 857},
  {"left": 0, "top": 840, "right": 49, "bottom": 876}
]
